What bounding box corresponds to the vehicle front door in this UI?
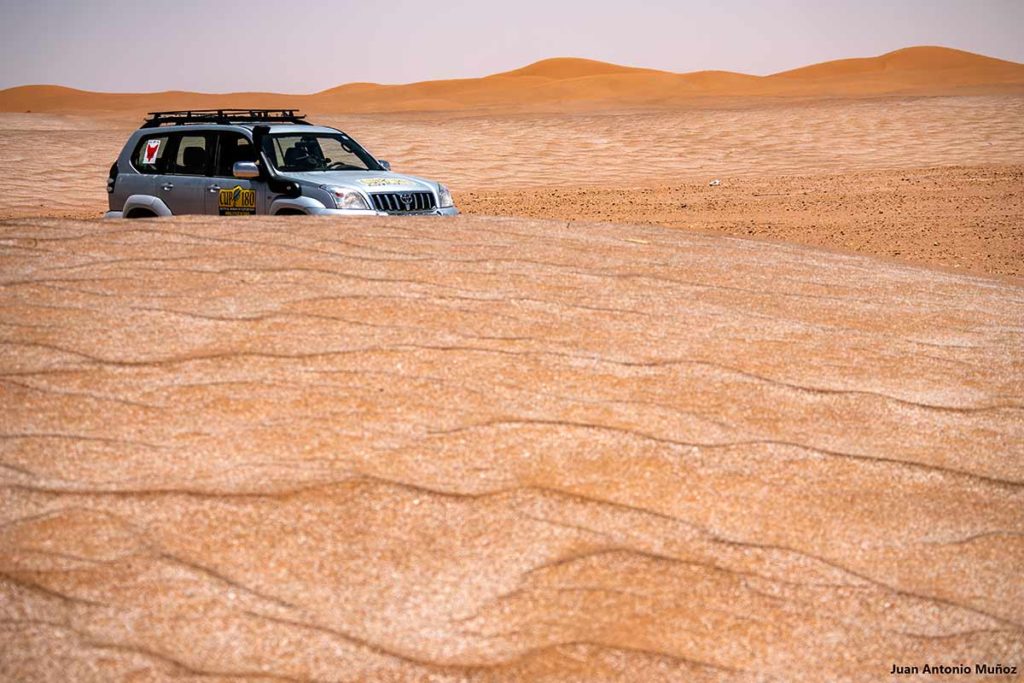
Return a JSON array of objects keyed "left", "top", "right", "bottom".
[
  {"left": 205, "top": 131, "right": 261, "bottom": 215},
  {"left": 157, "top": 132, "right": 213, "bottom": 215}
]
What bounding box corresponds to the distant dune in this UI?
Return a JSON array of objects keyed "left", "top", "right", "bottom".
[{"left": 2, "top": 46, "right": 1022, "bottom": 114}]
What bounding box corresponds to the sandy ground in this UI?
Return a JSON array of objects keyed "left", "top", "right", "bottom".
[
  {"left": 461, "top": 165, "right": 1024, "bottom": 279},
  {"left": 1, "top": 88, "right": 1023, "bottom": 681},
  {"left": 0, "top": 95, "right": 1022, "bottom": 277},
  {"left": 1, "top": 216, "right": 1022, "bottom": 682}
]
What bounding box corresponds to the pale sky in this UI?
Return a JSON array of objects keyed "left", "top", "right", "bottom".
[{"left": 1, "top": 0, "right": 1022, "bottom": 92}]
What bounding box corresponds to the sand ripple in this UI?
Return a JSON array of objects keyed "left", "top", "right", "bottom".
[
  {"left": 1, "top": 216, "right": 1021, "bottom": 681},
  {"left": 0, "top": 96, "right": 1022, "bottom": 220},
  {"left": 336, "top": 96, "right": 1024, "bottom": 189}
]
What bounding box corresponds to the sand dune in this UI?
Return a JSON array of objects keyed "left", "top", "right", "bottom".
[
  {"left": 769, "top": 45, "right": 1024, "bottom": 93},
  {"left": 2, "top": 46, "right": 1022, "bottom": 114},
  {"left": 491, "top": 57, "right": 671, "bottom": 79},
  {"left": 1, "top": 215, "right": 1021, "bottom": 681}
]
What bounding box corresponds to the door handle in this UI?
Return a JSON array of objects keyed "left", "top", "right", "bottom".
[
  {"left": 161, "top": 183, "right": 174, "bottom": 191},
  {"left": 208, "top": 185, "right": 221, "bottom": 193}
]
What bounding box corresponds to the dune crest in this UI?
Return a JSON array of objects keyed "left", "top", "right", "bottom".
[
  {"left": 773, "top": 45, "right": 1023, "bottom": 78},
  {"left": 2, "top": 46, "right": 1022, "bottom": 114},
  {"left": 490, "top": 57, "right": 669, "bottom": 79}
]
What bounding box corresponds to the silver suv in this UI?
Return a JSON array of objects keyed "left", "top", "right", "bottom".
[{"left": 105, "top": 109, "right": 458, "bottom": 218}]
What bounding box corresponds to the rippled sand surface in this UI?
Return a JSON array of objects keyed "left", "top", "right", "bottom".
[
  {"left": 1, "top": 96, "right": 1023, "bottom": 218},
  {"left": 1, "top": 217, "right": 1022, "bottom": 681},
  {"left": 3, "top": 98, "right": 1020, "bottom": 279},
  {"left": 339, "top": 96, "right": 1024, "bottom": 189}
]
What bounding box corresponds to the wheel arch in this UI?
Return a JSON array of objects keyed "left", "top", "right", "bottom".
[
  {"left": 123, "top": 195, "right": 172, "bottom": 218},
  {"left": 269, "top": 196, "right": 327, "bottom": 216}
]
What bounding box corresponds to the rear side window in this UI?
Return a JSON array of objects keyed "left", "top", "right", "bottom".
[
  {"left": 214, "top": 132, "right": 256, "bottom": 177},
  {"left": 133, "top": 135, "right": 171, "bottom": 174},
  {"left": 171, "top": 134, "right": 212, "bottom": 176}
]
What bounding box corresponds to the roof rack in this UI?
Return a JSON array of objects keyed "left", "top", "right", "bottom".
[{"left": 140, "top": 109, "right": 311, "bottom": 128}]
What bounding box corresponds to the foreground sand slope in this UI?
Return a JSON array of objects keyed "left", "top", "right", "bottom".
[
  {"left": 1, "top": 216, "right": 1022, "bottom": 681},
  {"left": 2, "top": 47, "right": 1022, "bottom": 114}
]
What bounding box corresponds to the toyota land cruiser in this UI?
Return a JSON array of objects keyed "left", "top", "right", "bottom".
[{"left": 105, "top": 109, "right": 458, "bottom": 218}]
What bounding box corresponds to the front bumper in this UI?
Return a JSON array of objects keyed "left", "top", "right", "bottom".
[
  {"left": 104, "top": 208, "right": 459, "bottom": 218},
  {"left": 307, "top": 207, "right": 460, "bottom": 217}
]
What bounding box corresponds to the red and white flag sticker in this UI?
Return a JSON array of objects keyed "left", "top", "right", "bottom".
[{"left": 143, "top": 139, "right": 161, "bottom": 164}]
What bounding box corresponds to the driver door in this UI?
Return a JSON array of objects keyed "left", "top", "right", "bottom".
[{"left": 205, "top": 131, "right": 262, "bottom": 215}]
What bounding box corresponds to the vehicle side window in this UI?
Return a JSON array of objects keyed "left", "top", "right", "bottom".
[
  {"left": 170, "top": 134, "right": 211, "bottom": 176},
  {"left": 133, "top": 135, "right": 171, "bottom": 174},
  {"left": 215, "top": 133, "right": 256, "bottom": 177},
  {"left": 264, "top": 135, "right": 302, "bottom": 170}
]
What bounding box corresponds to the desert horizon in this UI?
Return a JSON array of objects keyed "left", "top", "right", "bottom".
[
  {"left": 2, "top": 9, "right": 1023, "bottom": 681},
  {"left": 2, "top": 46, "right": 1024, "bottom": 114}
]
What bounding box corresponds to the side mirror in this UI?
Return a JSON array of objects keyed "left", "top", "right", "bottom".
[
  {"left": 233, "top": 161, "right": 260, "bottom": 179},
  {"left": 378, "top": 160, "right": 391, "bottom": 171}
]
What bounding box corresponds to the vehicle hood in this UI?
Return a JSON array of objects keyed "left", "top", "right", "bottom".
[{"left": 285, "top": 171, "right": 437, "bottom": 194}]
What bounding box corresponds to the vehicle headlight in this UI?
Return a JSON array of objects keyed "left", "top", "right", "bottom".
[
  {"left": 324, "top": 186, "right": 369, "bottom": 210},
  {"left": 437, "top": 183, "right": 454, "bottom": 208}
]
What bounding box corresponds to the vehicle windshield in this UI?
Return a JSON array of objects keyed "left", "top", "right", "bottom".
[{"left": 262, "top": 132, "right": 380, "bottom": 172}]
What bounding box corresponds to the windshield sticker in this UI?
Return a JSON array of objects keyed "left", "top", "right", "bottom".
[
  {"left": 219, "top": 185, "right": 256, "bottom": 215},
  {"left": 358, "top": 178, "right": 409, "bottom": 187},
  {"left": 142, "top": 139, "right": 161, "bottom": 164}
]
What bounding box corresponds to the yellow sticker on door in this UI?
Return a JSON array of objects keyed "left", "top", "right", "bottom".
[{"left": 219, "top": 185, "right": 256, "bottom": 215}]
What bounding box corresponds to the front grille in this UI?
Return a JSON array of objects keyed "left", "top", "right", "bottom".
[{"left": 371, "top": 191, "right": 436, "bottom": 213}]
